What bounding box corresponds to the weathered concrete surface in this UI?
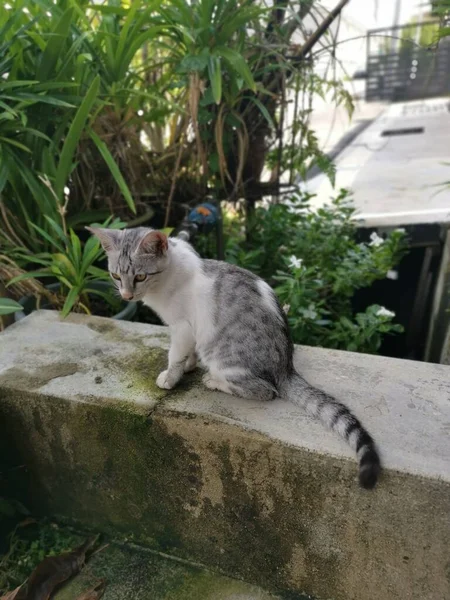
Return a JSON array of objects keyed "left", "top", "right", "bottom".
[
  {"left": 1, "top": 311, "right": 450, "bottom": 600},
  {"left": 307, "top": 97, "right": 450, "bottom": 228},
  {"left": 55, "top": 542, "right": 286, "bottom": 600}
]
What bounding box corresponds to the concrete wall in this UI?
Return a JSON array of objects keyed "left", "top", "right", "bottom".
[{"left": 0, "top": 311, "right": 449, "bottom": 600}]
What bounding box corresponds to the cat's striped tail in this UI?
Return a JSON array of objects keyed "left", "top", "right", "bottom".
[{"left": 283, "top": 372, "right": 381, "bottom": 489}]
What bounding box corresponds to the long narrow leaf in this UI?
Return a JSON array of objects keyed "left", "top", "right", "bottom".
[
  {"left": 215, "top": 47, "right": 256, "bottom": 91},
  {"left": 30, "top": 223, "right": 65, "bottom": 253},
  {"left": 0, "top": 298, "right": 23, "bottom": 316},
  {"left": 69, "top": 229, "right": 82, "bottom": 270},
  {"left": 11, "top": 94, "right": 75, "bottom": 108},
  {"left": 89, "top": 130, "right": 136, "bottom": 213},
  {"left": 37, "top": 7, "right": 75, "bottom": 81},
  {"left": 84, "top": 288, "right": 116, "bottom": 302},
  {"left": 44, "top": 215, "right": 67, "bottom": 244},
  {"left": 243, "top": 95, "right": 275, "bottom": 129},
  {"left": 0, "top": 137, "right": 31, "bottom": 152},
  {"left": 61, "top": 285, "right": 80, "bottom": 317},
  {"left": 7, "top": 271, "right": 54, "bottom": 286},
  {"left": 115, "top": 0, "right": 140, "bottom": 66},
  {"left": 80, "top": 236, "right": 102, "bottom": 276},
  {"left": 86, "top": 266, "right": 110, "bottom": 279},
  {"left": 55, "top": 75, "right": 100, "bottom": 199},
  {"left": 208, "top": 56, "right": 222, "bottom": 104}
]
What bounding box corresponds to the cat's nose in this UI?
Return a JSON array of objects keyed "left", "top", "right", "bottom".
[{"left": 121, "top": 291, "right": 134, "bottom": 301}]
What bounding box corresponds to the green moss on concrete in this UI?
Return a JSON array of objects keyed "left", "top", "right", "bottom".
[
  {"left": 91, "top": 329, "right": 200, "bottom": 402},
  {"left": 114, "top": 345, "right": 203, "bottom": 398},
  {"left": 2, "top": 382, "right": 449, "bottom": 600},
  {"left": 54, "top": 542, "right": 284, "bottom": 600},
  {"left": 86, "top": 317, "right": 170, "bottom": 346},
  {"left": 108, "top": 346, "right": 168, "bottom": 400},
  {"left": 0, "top": 390, "right": 202, "bottom": 555},
  {"left": 0, "top": 390, "right": 382, "bottom": 598}
]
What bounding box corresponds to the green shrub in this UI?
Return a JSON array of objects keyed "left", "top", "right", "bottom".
[{"left": 218, "top": 191, "right": 406, "bottom": 354}]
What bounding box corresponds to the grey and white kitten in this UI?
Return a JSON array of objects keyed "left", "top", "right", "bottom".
[{"left": 87, "top": 226, "right": 381, "bottom": 488}]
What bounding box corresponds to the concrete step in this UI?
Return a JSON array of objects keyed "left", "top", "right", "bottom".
[{"left": 1, "top": 311, "right": 449, "bottom": 600}]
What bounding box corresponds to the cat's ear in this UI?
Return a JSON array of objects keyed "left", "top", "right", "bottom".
[
  {"left": 85, "top": 227, "right": 121, "bottom": 252},
  {"left": 136, "top": 230, "right": 168, "bottom": 257}
]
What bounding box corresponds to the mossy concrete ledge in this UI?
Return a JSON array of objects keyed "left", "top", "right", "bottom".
[{"left": 1, "top": 311, "right": 450, "bottom": 600}]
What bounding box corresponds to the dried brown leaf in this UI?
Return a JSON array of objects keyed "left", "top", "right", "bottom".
[
  {"left": 8, "top": 536, "right": 99, "bottom": 600},
  {"left": 17, "top": 519, "right": 37, "bottom": 529},
  {"left": 0, "top": 586, "right": 23, "bottom": 600}
]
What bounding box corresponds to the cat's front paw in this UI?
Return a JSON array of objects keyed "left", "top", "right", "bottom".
[{"left": 156, "top": 370, "right": 174, "bottom": 389}]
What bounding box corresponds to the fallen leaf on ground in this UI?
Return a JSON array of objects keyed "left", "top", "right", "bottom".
[
  {"left": 0, "top": 586, "right": 23, "bottom": 600},
  {"left": 3, "top": 535, "right": 99, "bottom": 600},
  {"left": 75, "top": 579, "right": 107, "bottom": 600}
]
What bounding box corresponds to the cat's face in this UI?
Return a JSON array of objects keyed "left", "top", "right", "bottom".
[{"left": 86, "top": 227, "right": 169, "bottom": 301}]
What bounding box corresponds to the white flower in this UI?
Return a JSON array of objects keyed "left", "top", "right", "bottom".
[
  {"left": 376, "top": 307, "right": 395, "bottom": 318},
  {"left": 386, "top": 270, "right": 398, "bottom": 280},
  {"left": 137, "top": 109, "right": 144, "bottom": 116},
  {"left": 64, "top": 186, "right": 70, "bottom": 196},
  {"left": 302, "top": 304, "right": 317, "bottom": 320},
  {"left": 369, "top": 232, "right": 384, "bottom": 247},
  {"left": 395, "top": 228, "right": 406, "bottom": 233},
  {"left": 282, "top": 303, "right": 290, "bottom": 315},
  {"left": 289, "top": 255, "right": 303, "bottom": 269}
]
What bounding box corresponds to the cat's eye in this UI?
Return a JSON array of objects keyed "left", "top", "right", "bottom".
[
  {"left": 111, "top": 273, "right": 121, "bottom": 281},
  {"left": 134, "top": 274, "right": 147, "bottom": 283}
]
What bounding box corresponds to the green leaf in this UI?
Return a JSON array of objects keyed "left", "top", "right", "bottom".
[
  {"left": 214, "top": 47, "right": 256, "bottom": 91},
  {"left": 0, "top": 137, "right": 31, "bottom": 153},
  {"left": 69, "top": 229, "right": 82, "bottom": 269},
  {"left": 61, "top": 285, "right": 80, "bottom": 317},
  {"left": 178, "top": 54, "right": 209, "bottom": 73},
  {"left": 44, "top": 216, "right": 67, "bottom": 244},
  {"left": 115, "top": 0, "right": 141, "bottom": 65},
  {"left": 55, "top": 75, "right": 100, "bottom": 200},
  {"left": 243, "top": 96, "right": 275, "bottom": 129},
  {"left": 208, "top": 56, "right": 222, "bottom": 104},
  {"left": 12, "top": 93, "right": 75, "bottom": 108},
  {"left": 86, "top": 266, "right": 110, "bottom": 279},
  {"left": 84, "top": 288, "right": 115, "bottom": 303},
  {"left": 89, "top": 130, "right": 136, "bottom": 214},
  {"left": 0, "top": 298, "right": 23, "bottom": 316},
  {"left": 67, "top": 210, "right": 111, "bottom": 228},
  {"left": 81, "top": 236, "right": 102, "bottom": 276},
  {"left": 37, "top": 7, "right": 75, "bottom": 81},
  {"left": 7, "top": 272, "right": 54, "bottom": 286},
  {"left": 29, "top": 222, "right": 65, "bottom": 253}
]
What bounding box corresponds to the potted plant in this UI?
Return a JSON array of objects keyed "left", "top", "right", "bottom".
[{"left": 6, "top": 217, "right": 137, "bottom": 321}]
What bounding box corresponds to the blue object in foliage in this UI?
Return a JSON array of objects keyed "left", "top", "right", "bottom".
[{"left": 187, "top": 203, "right": 218, "bottom": 225}]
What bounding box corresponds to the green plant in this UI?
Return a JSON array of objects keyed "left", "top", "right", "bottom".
[
  {"left": 219, "top": 191, "right": 406, "bottom": 354},
  {"left": 0, "top": 0, "right": 357, "bottom": 249},
  {"left": 7, "top": 214, "right": 124, "bottom": 317},
  {"left": 0, "top": 298, "right": 22, "bottom": 316},
  {"left": 0, "top": 519, "right": 82, "bottom": 593},
  {"left": 0, "top": 1, "right": 143, "bottom": 256},
  {"left": 432, "top": 1, "right": 450, "bottom": 41}
]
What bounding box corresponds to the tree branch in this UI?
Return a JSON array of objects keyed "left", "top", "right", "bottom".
[
  {"left": 280, "top": 0, "right": 315, "bottom": 41},
  {"left": 295, "top": 0, "right": 351, "bottom": 61}
]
